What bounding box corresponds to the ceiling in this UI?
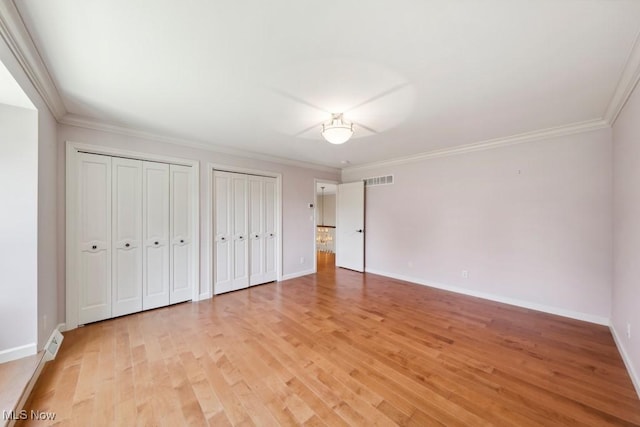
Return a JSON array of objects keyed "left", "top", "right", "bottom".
[{"left": 12, "top": 0, "right": 640, "bottom": 168}]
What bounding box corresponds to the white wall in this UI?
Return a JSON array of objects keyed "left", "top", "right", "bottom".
[
  {"left": 343, "top": 128, "right": 613, "bottom": 323},
  {"left": 0, "top": 103, "right": 38, "bottom": 360},
  {"left": 1, "top": 39, "right": 59, "bottom": 353},
  {"left": 612, "top": 81, "right": 640, "bottom": 394},
  {"left": 57, "top": 124, "right": 340, "bottom": 312},
  {"left": 38, "top": 106, "right": 58, "bottom": 347}
]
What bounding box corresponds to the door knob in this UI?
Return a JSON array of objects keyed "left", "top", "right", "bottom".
[
  {"left": 125, "top": 243, "right": 130, "bottom": 248},
  {"left": 239, "top": 236, "right": 244, "bottom": 240},
  {"left": 180, "top": 239, "right": 184, "bottom": 243},
  {"left": 254, "top": 234, "right": 259, "bottom": 238},
  {"left": 356, "top": 229, "right": 363, "bottom": 233},
  {"left": 154, "top": 241, "right": 159, "bottom": 245},
  {"left": 221, "top": 237, "right": 226, "bottom": 241},
  {"left": 92, "top": 245, "right": 97, "bottom": 250}
]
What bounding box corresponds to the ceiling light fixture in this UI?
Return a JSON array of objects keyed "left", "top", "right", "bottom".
[{"left": 322, "top": 113, "right": 353, "bottom": 144}]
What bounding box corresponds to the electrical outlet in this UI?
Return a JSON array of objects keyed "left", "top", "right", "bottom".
[
  {"left": 627, "top": 323, "right": 631, "bottom": 339},
  {"left": 300, "top": 257, "right": 305, "bottom": 264},
  {"left": 461, "top": 270, "right": 469, "bottom": 279}
]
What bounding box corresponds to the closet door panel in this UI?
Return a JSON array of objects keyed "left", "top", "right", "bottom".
[
  {"left": 249, "top": 177, "right": 264, "bottom": 286},
  {"left": 112, "top": 158, "right": 143, "bottom": 317},
  {"left": 77, "top": 153, "right": 112, "bottom": 324},
  {"left": 213, "top": 172, "right": 233, "bottom": 294},
  {"left": 170, "top": 164, "right": 192, "bottom": 303},
  {"left": 143, "top": 162, "right": 170, "bottom": 310},
  {"left": 232, "top": 174, "right": 249, "bottom": 290},
  {"left": 263, "top": 177, "right": 277, "bottom": 283}
]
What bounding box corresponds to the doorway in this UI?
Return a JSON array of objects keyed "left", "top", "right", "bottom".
[
  {"left": 315, "top": 181, "right": 337, "bottom": 271},
  {"left": 0, "top": 59, "right": 39, "bottom": 363}
]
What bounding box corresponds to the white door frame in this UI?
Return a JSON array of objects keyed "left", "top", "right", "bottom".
[
  {"left": 313, "top": 178, "right": 339, "bottom": 273},
  {"left": 207, "top": 163, "right": 283, "bottom": 297},
  {"left": 66, "top": 141, "right": 200, "bottom": 331}
]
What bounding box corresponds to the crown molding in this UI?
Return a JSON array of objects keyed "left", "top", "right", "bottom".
[
  {"left": 343, "top": 118, "right": 610, "bottom": 173},
  {"left": 59, "top": 113, "right": 340, "bottom": 174},
  {"left": 0, "top": 0, "right": 66, "bottom": 119},
  {"left": 604, "top": 27, "right": 640, "bottom": 125}
]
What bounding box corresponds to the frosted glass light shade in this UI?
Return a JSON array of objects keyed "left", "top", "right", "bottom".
[{"left": 322, "top": 114, "right": 353, "bottom": 144}]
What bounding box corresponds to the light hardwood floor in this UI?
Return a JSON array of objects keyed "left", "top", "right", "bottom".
[{"left": 19, "top": 254, "right": 640, "bottom": 426}]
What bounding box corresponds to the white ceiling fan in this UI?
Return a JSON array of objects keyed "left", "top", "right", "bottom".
[{"left": 271, "top": 82, "right": 411, "bottom": 144}]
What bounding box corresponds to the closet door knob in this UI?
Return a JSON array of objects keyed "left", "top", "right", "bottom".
[
  {"left": 180, "top": 239, "right": 184, "bottom": 243},
  {"left": 254, "top": 234, "right": 259, "bottom": 238},
  {"left": 154, "top": 241, "right": 159, "bottom": 245},
  {"left": 92, "top": 245, "right": 97, "bottom": 250},
  {"left": 125, "top": 243, "right": 130, "bottom": 248},
  {"left": 221, "top": 237, "right": 226, "bottom": 241},
  {"left": 356, "top": 229, "right": 363, "bottom": 233},
  {"left": 239, "top": 236, "right": 244, "bottom": 240}
]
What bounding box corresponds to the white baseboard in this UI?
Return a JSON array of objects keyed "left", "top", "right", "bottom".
[
  {"left": 0, "top": 343, "right": 36, "bottom": 364},
  {"left": 365, "top": 268, "right": 610, "bottom": 326},
  {"left": 280, "top": 269, "right": 315, "bottom": 282},
  {"left": 610, "top": 323, "right": 640, "bottom": 399}
]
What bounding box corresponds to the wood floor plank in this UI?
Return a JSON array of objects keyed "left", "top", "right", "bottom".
[{"left": 16, "top": 253, "right": 640, "bottom": 426}]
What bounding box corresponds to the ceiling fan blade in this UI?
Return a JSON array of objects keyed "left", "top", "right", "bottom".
[
  {"left": 352, "top": 121, "right": 378, "bottom": 134},
  {"left": 293, "top": 120, "right": 325, "bottom": 137},
  {"left": 345, "top": 82, "right": 410, "bottom": 113},
  {"left": 270, "top": 87, "right": 330, "bottom": 114}
]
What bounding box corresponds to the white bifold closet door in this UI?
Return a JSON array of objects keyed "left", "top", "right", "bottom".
[
  {"left": 142, "top": 162, "right": 170, "bottom": 310},
  {"left": 214, "top": 171, "right": 276, "bottom": 295},
  {"left": 213, "top": 171, "right": 249, "bottom": 294},
  {"left": 77, "top": 153, "right": 112, "bottom": 325},
  {"left": 249, "top": 176, "right": 277, "bottom": 286},
  {"left": 170, "top": 164, "right": 193, "bottom": 304},
  {"left": 112, "top": 158, "right": 143, "bottom": 317},
  {"left": 73, "top": 152, "right": 195, "bottom": 326}
]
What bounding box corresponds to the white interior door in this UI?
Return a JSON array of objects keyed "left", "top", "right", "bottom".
[
  {"left": 112, "top": 157, "right": 143, "bottom": 317},
  {"left": 77, "top": 153, "right": 112, "bottom": 324},
  {"left": 169, "top": 164, "right": 192, "bottom": 304},
  {"left": 336, "top": 181, "right": 365, "bottom": 272},
  {"left": 143, "top": 161, "right": 170, "bottom": 309}
]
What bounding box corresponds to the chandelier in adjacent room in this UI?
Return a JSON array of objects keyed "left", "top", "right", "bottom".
[{"left": 316, "top": 186, "right": 333, "bottom": 248}]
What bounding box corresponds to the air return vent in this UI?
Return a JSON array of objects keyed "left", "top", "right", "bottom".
[
  {"left": 364, "top": 175, "right": 394, "bottom": 187},
  {"left": 43, "top": 329, "right": 64, "bottom": 362}
]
